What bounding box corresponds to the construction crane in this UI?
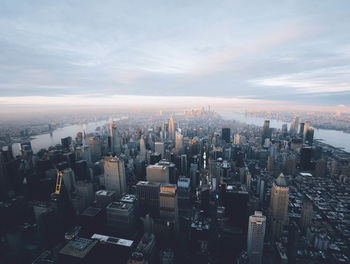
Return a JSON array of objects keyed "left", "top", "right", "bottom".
[{"left": 55, "top": 171, "right": 63, "bottom": 195}]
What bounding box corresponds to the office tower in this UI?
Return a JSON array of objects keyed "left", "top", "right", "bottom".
[
  {"left": 259, "top": 179, "right": 265, "bottom": 203},
  {"left": 139, "top": 137, "right": 146, "bottom": 160},
  {"left": 104, "top": 156, "right": 126, "bottom": 197},
  {"left": 287, "top": 222, "right": 300, "bottom": 264},
  {"left": 150, "top": 152, "right": 161, "bottom": 165},
  {"left": 175, "top": 131, "right": 183, "bottom": 154},
  {"left": 135, "top": 158, "right": 146, "bottom": 181},
  {"left": 303, "top": 120, "right": 310, "bottom": 140},
  {"left": 300, "top": 199, "right": 313, "bottom": 232},
  {"left": 87, "top": 136, "right": 102, "bottom": 162},
  {"left": 221, "top": 128, "right": 230, "bottom": 143},
  {"left": 246, "top": 171, "right": 251, "bottom": 191},
  {"left": 314, "top": 159, "right": 326, "bottom": 177},
  {"left": 79, "top": 206, "right": 104, "bottom": 236},
  {"left": 270, "top": 173, "right": 289, "bottom": 240},
  {"left": 289, "top": 115, "right": 299, "bottom": 134},
  {"left": 136, "top": 181, "right": 160, "bottom": 217},
  {"left": 300, "top": 146, "right": 313, "bottom": 170},
  {"left": 62, "top": 168, "right": 76, "bottom": 194},
  {"left": 106, "top": 201, "right": 135, "bottom": 235},
  {"left": 146, "top": 163, "right": 169, "bottom": 183},
  {"left": 75, "top": 181, "right": 94, "bottom": 209},
  {"left": 74, "top": 160, "right": 90, "bottom": 181},
  {"left": 61, "top": 136, "right": 72, "bottom": 151},
  {"left": 95, "top": 190, "right": 116, "bottom": 208},
  {"left": 110, "top": 119, "right": 121, "bottom": 154},
  {"left": 190, "top": 162, "right": 199, "bottom": 189},
  {"left": 222, "top": 184, "right": 249, "bottom": 230},
  {"left": 159, "top": 184, "right": 178, "bottom": 224},
  {"left": 156, "top": 160, "right": 177, "bottom": 184},
  {"left": 305, "top": 128, "right": 314, "bottom": 145},
  {"left": 155, "top": 142, "right": 165, "bottom": 159},
  {"left": 262, "top": 120, "right": 270, "bottom": 145},
  {"left": 168, "top": 116, "right": 175, "bottom": 140},
  {"left": 299, "top": 122, "right": 305, "bottom": 137},
  {"left": 219, "top": 161, "right": 231, "bottom": 182},
  {"left": 247, "top": 211, "right": 266, "bottom": 264},
  {"left": 180, "top": 154, "right": 188, "bottom": 176},
  {"left": 234, "top": 134, "right": 240, "bottom": 145},
  {"left": 177, "top": 177, "right": 191, "bottom": 218},
  {"left": 282, "top": 124, "right": 288, "bottom": 136}
]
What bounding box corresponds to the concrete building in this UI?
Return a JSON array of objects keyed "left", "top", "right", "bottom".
[
  {"left": 247, "top": 211, "right": 266, "bottom": 264},
  {"left": 146, "top": 163, "right": 169, "bottom": 183},
  {"left": 270, "top": 173, "right": 289, "bottom": 240},
  {"left": 104, "top": 156, "right": 126, "bottom": 197}
]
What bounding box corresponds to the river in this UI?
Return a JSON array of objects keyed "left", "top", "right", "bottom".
[
  {"left": 220, "top": 112, "right": 350, "bottom": 153},
  {"left": 12, "top": 119, "right": 109, "bottom": 155}
]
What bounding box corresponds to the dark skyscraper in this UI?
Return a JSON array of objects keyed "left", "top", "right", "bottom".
[
  {"left": 262, "top": 120, "right": 270, "bottom": 145},
  {"left": 222, "top": 128, "right": 231, "bottom": 143}
]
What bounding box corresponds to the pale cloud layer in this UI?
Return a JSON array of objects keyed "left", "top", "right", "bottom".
[{"left": 1, "top": 0, "right": 350, "bottom": 108}]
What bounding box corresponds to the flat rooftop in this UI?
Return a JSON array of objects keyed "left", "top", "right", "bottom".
[
  {"left": 59, "top": 237, "right": 97, "bottom": 259},
  {"left": 91, "top": 234, "right": 133, "bottom": 247}
]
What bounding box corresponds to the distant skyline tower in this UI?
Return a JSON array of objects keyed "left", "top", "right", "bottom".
[
  {"left": 104, "top": 156, "right": 126, "bottom": 197},
  {"left": 262, "top": 120, "right": 270, "bottom": 145},
  {"left": 110, "top": 119, "right": 121, "bottom": 155},
  {"left": 303, "top": 120, "right": 310, "bottom": 142},
  {"left": 270, "top": 173, "right": 289, "bottom": 240},
  {"left": 247, "top": 211, "right": 266, "bottom": 264},
  {"left": 289, "top": 115, "right": 299, "bottom": 134},
  {"left": 168, "top": 115, "right": 175, "bottom": 141}
]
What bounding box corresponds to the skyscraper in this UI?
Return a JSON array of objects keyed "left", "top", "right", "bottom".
[
  {"left": 139, "top": 137, "right": 146, "bottom": 160},
  {"left": 110, "top": 119, "right": 121, "bottom": 155},
  {"left": 262, "top": 120, "right": 270, "bottom": 145},
  {"left": 168, "top": 116, "right": 175, "bottom": 141},
  {"left": 175, "top": 131, "right": 183, "bottom": 154},
  {"left": 146, "top": 163, "right": 169, "bottom": 183},
  {"left": 221, "top": 128, "right": 231, "bottom": 143},
  {"left": 104, "top": 156, "right": 126, "bottom": 197},
  {"left": 247, "top": 211, "right": 266, "bottom": 264},
  {"left": 300, "top": 199, "right": 313, "bottom": 232},
  {"left": 303, "top": 120, "right": 310, "bottom": 141},
  {"left": 87, "top": 136, "right": 102, "bottom": 163},
  {"left": 289, "top": 115, "right": 299, "bottom": 135},
  {"left": 270, "top": 173, "right": 289, "bottom": 240},
  {"left": 155, "top": 142, "right": 165, "bottom": 159}
]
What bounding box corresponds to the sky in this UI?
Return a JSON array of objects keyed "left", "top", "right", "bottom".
[{"left": 1, "top": 0, "right": 350, "bottom": 111}]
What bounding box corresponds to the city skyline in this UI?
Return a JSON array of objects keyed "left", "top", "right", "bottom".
[{"left": 1, "top": 1, "right": 350, "bottom": 111}]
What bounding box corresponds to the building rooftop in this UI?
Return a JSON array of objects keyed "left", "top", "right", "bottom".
[
  {"left": 81, "top": 206, "right": 102, "bottom": 217},
  {"left": 91, "top": 234, "right": 133, "bottom": 247},
  {"left": 59, "top": 237, "right": 97, "bottom": 259}
]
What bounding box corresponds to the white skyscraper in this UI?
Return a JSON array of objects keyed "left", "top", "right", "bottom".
[
  {"left": 110, "top": 119, "right": 121, "bottom": 155},
  {"left": 247, "top": 211, "right": 266, "bottom": 264},
  {"left": 104, "top": 156, "right": 126, "bottom": 197}
]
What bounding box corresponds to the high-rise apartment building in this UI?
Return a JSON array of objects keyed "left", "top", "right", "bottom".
[
  {"left": 104, "top": 156, "right": 126, "bottom": 197},
  {"left": 247, "top": 211, "right": 266, "bottom": 264}
]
